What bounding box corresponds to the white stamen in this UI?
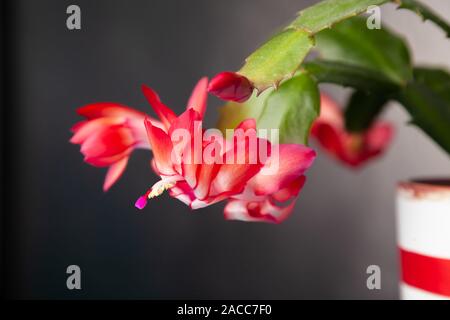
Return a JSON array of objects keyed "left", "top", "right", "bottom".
[{"left": 147, "top": 176, "right": 181, "bottom": 199}]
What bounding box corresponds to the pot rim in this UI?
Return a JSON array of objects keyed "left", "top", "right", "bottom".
[{"left": 398, "top": 178, "right": 450, "bottom": 197}]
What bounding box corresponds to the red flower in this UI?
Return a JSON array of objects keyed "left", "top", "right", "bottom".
[
  {"left": 135, "top": 97, "right": 265, "bottom": 210},
  {"left": 71, "top": 78, "right": 208, "bottom": 192},
  {"left": 70, "top": 103, "right": 161, "bottom": 191},
  {"left": 135, "top": 79, "right": 316, "bottom": 223},
  {"left": 311, "top": 94, "right": 394, "bottom": 168},
  {"left": 208, "top": 72, "right": 253, "bottom": 102}
]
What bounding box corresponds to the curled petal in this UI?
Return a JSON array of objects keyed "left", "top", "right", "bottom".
[
  {"left": 224, "top": 197, "right": 297, "bottom": 224},
  {"left": 250, "top": 144, "right": 315, "bottom": 196},
  {"left": 271, "top": 175, "right": 306, "bottom": 202},
  {"left": 169, "top": 181, "right": 197, "bottom": 207}
]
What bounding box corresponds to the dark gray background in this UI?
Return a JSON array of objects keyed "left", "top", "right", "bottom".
[{"left": 4, "top": 0, "right": 449, "bottom": 299}]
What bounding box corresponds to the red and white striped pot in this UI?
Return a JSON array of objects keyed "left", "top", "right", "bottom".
[{"left": 397, "top": 179, "right": 450, "bottom": 300}]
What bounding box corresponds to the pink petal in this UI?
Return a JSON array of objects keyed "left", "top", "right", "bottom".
[
  {"left": 103, "top": 157, "right": 129, "bottom": 191},
  {"left": 259, "top": 198, "right": 297, "bottom": 223},
  {"left": 194, "top": 162, "right": 220, "bottom": 201},
  {"left": 170, "top": 109, "right": 202, "bottom": 180},
  {"left": 84, "top": 150, "right": 130, "bottom": 167},
  {"left": 144, "top": 118, "right": 176, "bottom": 175},
  {"left": 209, "top": 119, "right": 264, "bottom": 197},
  {"left": 70, "top": 117, "right": 124, "bottom": 144},
  {"left": 187, "top": 77, "right": 208, "bottom": 118},
  {"left": 168, "top": 108, "right": 201, "bottom": 139},
  {"left": 192, "top": 139, "right": 223, "bottom": 200},
  {"left": 235, "top": 118, "right": 256, "bottom": 131},
  {"left": 169, "top": 181, "right": 196, "bottom": 207},
  {"left": 142, "top": 85, "right": 177, "bottom": 130},
  {"left": 210, "top": 154, "right": 262, "bottom": 199},
  {"left": 223, "top": 199, "right": 253, "bottom": 221},
  {"left": 77, "top": 103, "right": 145, "bottom": 120},
  {"left": 318, "top": 94, "right": 344, "bottom": 128},
  {"left": 271, "top": 175, "right": 306, "bottom": 202},
  {"left": 224, "top": 198, "right": 297, "bottom": 223},
  {"left": 70, "top": 120, "right": 88, "bottom": 133},
  {"left": 250, "top": 144, "right": 315, "bottom": 196},
  {"left": 311, "top": 122, "right": 345, "bottom": 158},
  {"left": 80, "top": 124, "right": 135, "bottom": 160},
  {"left": 366, "top": 122, "right": 394, "bottom": 153},
  {"left": 181, "top": 160, "right": 199, "bottom": 189}
]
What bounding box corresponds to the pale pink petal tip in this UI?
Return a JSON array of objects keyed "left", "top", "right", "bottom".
[{"left": 135, "top": 196, "right": 148, "bottom": 210}]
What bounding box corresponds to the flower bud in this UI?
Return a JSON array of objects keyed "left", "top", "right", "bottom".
[{"left": 208, "top": 72, "right": 253, "bottom": 102}]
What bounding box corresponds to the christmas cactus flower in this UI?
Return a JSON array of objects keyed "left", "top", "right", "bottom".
[
  {"left": 71, "top": 78, "right": 208, "bottom": 192},
  {"left": 311, "top": 94, "right": 394, "bottom": 167},
  {"left": 70, "top": 103, "right": 160, "bottom": 191},
  {"left": 135, "top": 83, "right": 316, "bottom": 223}
]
